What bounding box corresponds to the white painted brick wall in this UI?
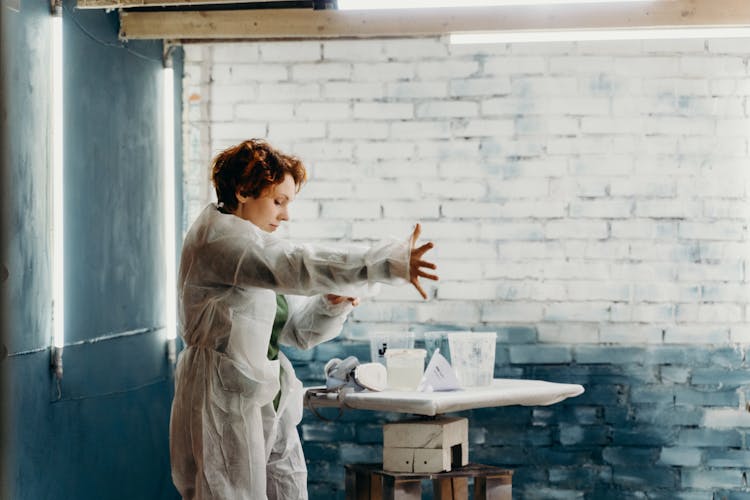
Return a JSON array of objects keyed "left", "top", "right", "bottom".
[{"left": 183, "top": 36, "right": 750, "bottom": 346}]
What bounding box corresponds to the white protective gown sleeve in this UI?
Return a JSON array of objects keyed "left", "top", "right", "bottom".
[{"left": 170, "top": 204, "right": 410, "bottom": 500}]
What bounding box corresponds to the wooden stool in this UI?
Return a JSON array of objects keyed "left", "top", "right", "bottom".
[{"left": 345, "top": 463, "right": 512, "bottom": 500}]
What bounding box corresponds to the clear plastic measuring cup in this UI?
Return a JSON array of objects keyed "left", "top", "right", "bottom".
[
  {"left": 447, "top": 332, "right": 497, "bottom": 387},
  {"left": 369, "top": 331, "right": 415, "bottom": 366}
]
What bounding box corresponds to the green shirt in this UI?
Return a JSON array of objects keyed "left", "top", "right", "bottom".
[{"left": 268, "top": 294, "right": 288, "bottom": 410}]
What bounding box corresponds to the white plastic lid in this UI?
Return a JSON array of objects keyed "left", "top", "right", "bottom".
[{"left": 384, "top": 348, "right": 426, "bottom": 359}]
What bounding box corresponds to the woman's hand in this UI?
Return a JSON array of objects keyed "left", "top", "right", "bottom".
[
  {"left": 326, "top": 295, "right": 361, "bottom": 307},
  {"left": 409, "top": 223, "right": 438, "bottom": 300}
]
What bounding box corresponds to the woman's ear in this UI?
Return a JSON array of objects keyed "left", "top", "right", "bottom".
[{"left": 236, "top": 191, "right": 248, "bottom": 204}]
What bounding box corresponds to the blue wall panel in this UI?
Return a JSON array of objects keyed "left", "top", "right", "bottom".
[{"left": 2, "top": 1, "right": 182, "bottom": 498}]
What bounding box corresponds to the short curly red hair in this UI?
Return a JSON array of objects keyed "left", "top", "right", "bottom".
[{"left": 211, "top": 139, "right": 307, "bottom": 213}]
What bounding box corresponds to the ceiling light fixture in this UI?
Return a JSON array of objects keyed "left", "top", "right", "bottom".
[
  {"left": 338, "top": 0, "right": 650, "bottom": 10},
  {"left": 449, "top": 27, "right": 750, "bottom": 44}
]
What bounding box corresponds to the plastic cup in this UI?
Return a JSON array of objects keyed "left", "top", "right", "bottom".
[
  {"left": 423, "top": 331, "right": 452, "bottom": 364},
  {"left": 447, "top": 332, "right": 497, "bottom": 388},
  {"left": 385, "top": 348, "right": 426, "bottom": 391},
  {"left": 369, "top": 331, "right": 415, "bottom": 366}
]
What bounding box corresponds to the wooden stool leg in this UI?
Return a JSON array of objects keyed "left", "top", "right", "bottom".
[
  {"left": 474, "top": 475, "right": 512, "bottom": 500},
  {"left": 346, "top": 467, "right": 372, "bottom": 500},
  {"left": 434, "top": 477, "right": 469, "bottom": 499},
  {"left": 370, "top": 471, "right": 383, "bottom": 500},
  {"left": 382, "top": 476, "right": 421, "bottom": 500}
]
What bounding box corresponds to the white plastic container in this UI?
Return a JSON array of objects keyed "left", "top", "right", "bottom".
[
  {"left": 369, "top": 331, "right": 415, "bottom": 366},
  {"left": 447, "top": 332, "right": 497, "bottom": 388},
  {"left": 385, "top": 348, "right": 426, "bottom": 391}
]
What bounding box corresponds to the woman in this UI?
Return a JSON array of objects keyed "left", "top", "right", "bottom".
[{"left": 169, "top": 139, "right": 438, "bottom": 500}]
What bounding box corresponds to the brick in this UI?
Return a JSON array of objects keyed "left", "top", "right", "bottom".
[
  {"left": 612, "top": 466, "right": 678, "bottom": 489},
  {"left": 340, "top": 443, "right": 381, "bottom": 464},
  {"left": 418, "top": 139, "right": 480, "bottom": 159},
  {"left": 322, "top": 39, "right": 385, "bottom": 61},
  {"left": 351, "top": 62, "right": 414, "bottom": 81},
  {"left": 386, "top": 81, "right": 447, "bottom": 99},
  {"left": 320, "top": 201, "right": 380, "bottom": 219},
  {"left": 681, "top": 468, "right": 744, "bottom": 489},
  {"left": 415, "top": 302, "right": 481, "bottom": 324},
  {"left": 610, "top": 304, "right": 675, "bottom": 324},
  {"left": 295, "top": 102, "right": 350, "bottom": 120},
  {"left": 521, "top": 488, "right": 584, "bottom": 500},
  {"left": 392, "top": 121, "right": 451, "bottom": 139},
  {"left": 382, "top": 201, "right": 439, "bottom": 219},
  {"left": 537, "top": 323, "right": 598, "bottom": 344},
  {"left": 323, "top": 81, "right": 384, "bottom": 99},
  {"left": 664, "top": 327, "right": 730, "bottom": 344},
  {"left": 483, "top": 425, "right": 552, "bottom": 447},
  {"left": 329, "top": 121, "right": 389, "bottom": 139},
  {"left": 598, "top": 324, "right": 662, "bottom": 344},
  {"left": 485, "top": 56, "right": 547, "bottom": 75},
  {"left": 575, "top": 346, "right": 646, "bottom": 364},
  {"left": 301, "top": 422, "right": 354, "bottom": 442},
  {"left": 236, "top": 103, "right": 295, "bottom": 120},
  {"left": 258, "top": 82, "right": 320, "bottom": 102},
  {"left": 482, "top": 302, "right": 545, "bottom": 323},
  {"left": 509, "top": 345, "right": 572, "bottom": 364},
  {"left": 417, "top": 60, "right": 479, "bottom": 79},
  {"left": 381, "top": 38, "right": 448, "bottom": 59},
  {"left": 703, "top": 409, "right": 750, "bottom": 429},
  {"left": 612, "top": 427, "right": 677, "bottom": 447},
  {"left": 352, "top": 102, "right": 413, "bottom": 120},
  {"left": 603, "top": 447, "right": 660, "bottom": 466},
  {"left": 210, "top": 43, "right": 258, "bottom": 63},
  {"left": 705, "top": 449, "right": 750, "bottom": 467},
  {"left": 545, "top": 221, "right": 608, "bottom": 240},
  {"left": 213, "top": 63, "right": 287, "bottom": 83},
  {"left": 658, "top": 447, "right": 702, "bottom": 467},
  {"left": 259, "top": 41, "right": 321, "bottom": 62},
  {"left": 290, "top": 62, "right": 350, "bottom": 81},
  {"left": 693, "top": 367, "right": 750, "bottom": 388},
  {"left": 679, "top": 428, "right": 743, "bottom": 447},
  {"left": 544, "top": 303, "right": 611, "bottom": 322},
  {"left": 292, "top": 141, "right": 354, "bottom": 160},
  {"left": 559, "top": 425, "right": 609, "bottom": 446},
  {"left": 416, "top": 100, "right": 478, "bottom": 118},
  {"left": 679, "top": 221, "right": 745, "bottom": 240},
  {"left": 634, "top": 406, "right": 703, "bottom": 428},
  {"left": 548, "top": 466, "right": 612, "bottom": 488},
  {"left": 268, "top": 121, "right": 325, "bottom": 140},
  {"left": 453, "top": 119, "right": 514, "bottom": 137}
]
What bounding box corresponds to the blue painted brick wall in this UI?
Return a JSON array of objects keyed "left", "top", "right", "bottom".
[{"left": 287, "top": 340, "right": 750, "bottom": 499}]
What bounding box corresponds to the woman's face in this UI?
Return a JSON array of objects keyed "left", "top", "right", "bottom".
[{"left": 235, "top": 174, "right": 296, "bottom": 233}]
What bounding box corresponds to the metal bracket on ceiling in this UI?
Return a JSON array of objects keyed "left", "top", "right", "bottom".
[
  {"left": 163, "top": 40, "right": 177, "bottom": 68},
  {"left": 312, "top": 0, "right": 336, "bottom": 10}
]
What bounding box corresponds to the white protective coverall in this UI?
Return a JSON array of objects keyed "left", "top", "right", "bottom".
[{"left": 169, "top": 204, "right": 410, "bottom": 500}]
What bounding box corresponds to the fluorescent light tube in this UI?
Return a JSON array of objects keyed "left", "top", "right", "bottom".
[
  {"left": 163, "top": 66, "right": 177, "bottom": 347},
  {"left": 339, "top": 0, "right": 650, "bottom": 10},
  {"left": 52, "top": 14, "right": 64, "bottom": 353},
  {"left": 450, "top": 27, "right": 750, "bottom": 44}
]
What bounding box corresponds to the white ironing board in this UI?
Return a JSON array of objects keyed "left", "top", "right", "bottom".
[{"left": 305, "top": 378, "right": 584, "bottom": 417}]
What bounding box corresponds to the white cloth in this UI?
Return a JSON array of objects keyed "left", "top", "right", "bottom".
[
  {"left": 338, "top": 378, "right": 585, "bottom": 416},
  {"left": 170, "top": 204, "right": 410, "bottom": 500}
]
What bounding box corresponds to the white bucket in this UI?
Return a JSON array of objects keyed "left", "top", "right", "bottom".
[{"left": 385, "top": 348, "right": 426, "bottom": 391}]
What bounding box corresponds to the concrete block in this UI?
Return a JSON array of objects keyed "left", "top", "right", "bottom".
[{"left": 383, "top": 417, "right": 468, "bottom": 473}]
